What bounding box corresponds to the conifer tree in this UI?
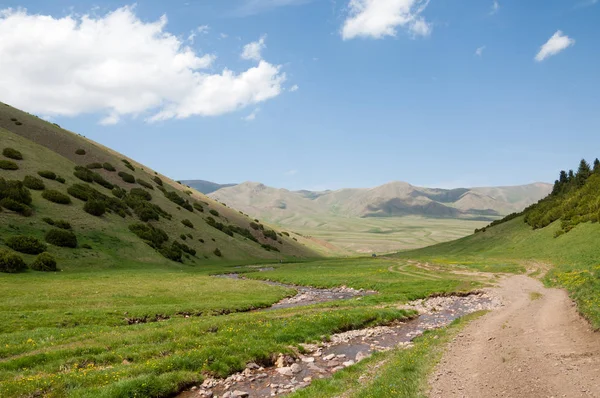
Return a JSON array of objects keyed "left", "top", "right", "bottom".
[{"left": 576, "top": 159, "right": 592, "bottom": 186}]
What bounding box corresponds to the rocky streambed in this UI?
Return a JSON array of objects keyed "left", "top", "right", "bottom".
[{"left": 179, "top": 285, "right": 502, "bottom": 398}]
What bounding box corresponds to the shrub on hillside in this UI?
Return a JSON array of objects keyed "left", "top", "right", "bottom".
[
  {"left": 3, "top": 148, "right": 23, "bottom": 160},
  {"left": 152, "top": 176, "right": 163, "bottom": 186},
  {"left": 159, "top": 243, "right": 182, "bottom": 262},
  {"left": 112, "top": 186, "right": 127, "bottom": 199},
  {"left": 92, "top": 173, "right": 114, "bottom": 189},
  {"left": 23, "top": 175, "right": 45, "bottom": 190},
  {"left": 130, "top": 188, "right": 152, "bottom": 201},
  {"left": 181, "top": 219, "right": 194, "bottom": 229},
  {"left": 263, "top": 229, "right": 277, "bottom": 240},
  {"left": 173, "top": 240, "right": 196, "bottom": 256},
  {"left": 38, "top": 170, "right": 57, "bottom": 180},
  {"left": 118, "top": 172, "right": 135, "bottom": 184},
  {"left": 86, "top": 162, "right": 103, "bottom": 169},
  {"left": 42, "top": 218, "right": 71, "bottom": 230},
  {"left": 30, "top": 252, "right": 58, "bottom": 272},
  {"left": 128, "top": 223, "right": 169, "bottom": 248},
  {"left": 136, "top": 179, "right": 154, "bottom": 190},
  {"left": 213, "top": 248, "right": 222, "bottom": 257},
  {"left": 81, "top": 244, "right": 93, "bottom": 249},
  {"left": 73, "top": 166, "right": 95, "bottom": 183},
  {"left": 163, "top": 190, "right": 193, "bottom": 212},
  {"left": 0, "top": 198, "right": 32, "bottom": 216},
  {"left": 68, "top": 184, "right": 95, "bottom": 201},
  {"left": 102, "top": 162, "right": 116, "bottom": 172},
  {"left": 84, "top": 200, "right": 106, "bottom": 216},
  {"left": 122, "top": 159, "right": 135, "bottom": 171},
  {"left": 250, "top": 222, "right": 260, "bottom": 230},
  {"left": 6, "top": 235, "right": 47, "bottom": 254},
  {"left": 45, "top": 229, "right": 78, "bottom": 248},
  {"left": 0, "top": 178, "right": 32, "bottom": 205},
  {"left": 180, "top": 234, "right": 187, "bottom": 240},
  {"left": 261, "top": 243, "right": 280, "bottom": 252},
  {"left": 0, "top": 160, "right": 18, "bottom": 170},
  {"left": 55, "top": 176, "right": 66, "bottom": 184},
  {"left": 75, "top": 149, "right": 86, "bottom": 155},
  {"left": 0, "top": 249, "right": 27, "bottom": 273},
  {"left": 209, "top": 209, "right": 219, "bottom": 217},
  {"left": 42, "top": 190, "right": 72, "bottom": 205},
  {"left": 193, "top": 202, "right": 204, "bottom": 212}
]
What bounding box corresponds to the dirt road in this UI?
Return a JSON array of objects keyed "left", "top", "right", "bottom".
[{"left": 429, "top": 275, "right": 600, "bottom": 397}]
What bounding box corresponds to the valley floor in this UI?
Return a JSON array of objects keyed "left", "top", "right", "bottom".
[{"left": 429, "top": 274, "right": 600, "bottom": 398}]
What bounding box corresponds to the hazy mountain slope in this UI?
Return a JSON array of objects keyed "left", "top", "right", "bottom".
[
  {"left": 180, "top": 180, "right": 237, "bottom": 195},
  {"left": 209, "top": 180, "right": 552, "bottom": 223},
  {"left": 0, "top": 103, "right": 322, "bottom": 271}
]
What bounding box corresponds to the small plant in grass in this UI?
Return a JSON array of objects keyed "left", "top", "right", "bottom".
[
  {"left": 55, "top": 176, "right": 66, "bottom": 184},
  {"left": 121, "top": 159, "right": 135, "bottom": 171},
  {"left": 136, "top": 179, "right": 154, "bottom": 190},
  {"left": 130, "top": 188, "right": 152, "bottom": 201},
  {"left": 102, "top": 162, "right": 116, "bottom": 172},
  {"left": 73, "top": 166, "right": 94, "bottom": 182},
  {"left": 42, "top": 190, "right": 72, "bottom": 204},
  {"left": 199, "top": 238, "right": 205, "bottom": 243},
  {"left": 81, "top": 244, "right": 93, "bottom": 249},
  {"left": 0, "top": 198, "right": 32, "bottom": 216},
  {"left": 152, "top": 176, "right": 163, "bottom": 186},
  {"left": 30, "top": 252, "right": 58, "bottom": 272},
  {"left": 84, "top": 200, "right": 106, "bottom": 216},
  {"left": 193, "top": 202, "right": 204, "bottom": 212},
  {"left": 6, "top": 235, "right": 47, "bottom": 254},
  {"left": 38, "top": 170, "right": 57, "bottom": 180},
  {"left": 3, "top": 148, "right": 23, "bottom": 160},
  {"left": 129, "top": 223, "right": 169, "bottom": 248},
  {"left": 75, "top": 149, "right": 86, "bottom": 155},
  {"left": 112, "top": 186, "right": 127, "bottom": 199},
  {"left": 0, "top": 249, "right": 27, "bottom": 273},
  {"left": 0, "top": 178, "right": 32, "bottom": 203},
  {"left": 159, "top": 243, "right": 183, "bottom": 262},
  {"left": 42, "top": 218, "right": 71, "bottom": 230},
  {"left": 14, "top": 121, "right": 22, "bottom": 126},
  {"left": 118, "top": 171, "right": 135, "bottom": 184},
  {"left": 23, "top": 175, "right": 45, "bottom": 190},
  {"left": 86, "top": 162, "right": 103, "bottom": 169},
  {"left": 180, "top": 234, "right": 187, "bottom": 240},
  {"left": 181, "top": 219, "right": 194, "bottom": 229},
  {"left": 209, "top": 209, "right": 219, "bottom": 217},
  {"left": 213, "top": 248, "right": 222, "bottom": 257},
  {"left": 45, "top": 229, "right": 78, "bottom": 248},
  {"left": 0, "top": 160, "right": 18, "bottom": 170}
]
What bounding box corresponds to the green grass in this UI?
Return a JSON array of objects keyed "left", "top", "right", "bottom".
[
  {"left": 396, "top": 216, "right": 600, "bottom": 328},
  {"left": 0, "top": 256, "right": 487, "bottom": 397},
  {"left": 291, "top": 312, "right": 486, "bottom": 398}
]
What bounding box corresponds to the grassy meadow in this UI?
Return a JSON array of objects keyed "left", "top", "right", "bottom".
[{"left": 0, "top": 257, "right": 490, "bottom": 397}]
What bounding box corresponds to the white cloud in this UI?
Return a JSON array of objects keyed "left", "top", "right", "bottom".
[
  {"left": 241, "top": 35, "right": 267, "bottom": 61},
  {"left": 243, "top": 108, "right": 260, "bottom": 121},
  {"left": 535, "top": 30, "right": 575, "bottom": 62},
  {"left": 0, "top": 7, "right": 286, "bottom": 124},
  {"left": 285, "top": 169, "right": 298, "bottom": 176},
  {"left": 197, "top": 25, "right": 210, "bottom": 34},
  {"left": 490, "top": 1, "right": 499, "bottom": 15},
  {"left": 188, "top": 25, "right": 209, "bottom": 44},
  {"left": 289, "top": 84, "right": 299, "bottom": 92},
  {"left": 475, "top": 46, "right": 486, "bottom": 56},
  {"left": 220, "top": 33, "right": 229, "bottom": 39},
  {"left": 341, "top": 0, "right": 432, "bottom": 40}
]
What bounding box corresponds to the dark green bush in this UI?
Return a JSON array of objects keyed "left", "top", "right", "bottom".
[
  {"left": 129, "top": 223, "right": 169, "bottom": 248},
  {"left": 6, "top": 235, "right": 47, "bottom": 254},
  {"left": 3, "top": 148, "right": 23, "bottom": 160},
  {"left": 81, "top": 244, "right": 93, "bottom": 249},
  {"left": 73, "top": 166, "right": 95, "bottom": 182},
  {"left": 263, "top": 229, "right": 277, "bottom": 240},
  {"left": 0, "top": 178, "right": 32, "bottom": 205},
  {"left": 199, "top": 238, "right": 205, "bottom": 243},
  {"left": 0, "top": 160, "right": 18, "bottom": 170},
  {"left": 163, "top": 190, "right": 193, "bottom": 212},
  {"left": 193, "top": 202, "right": 204, "bottom": 212},
  {"left": 181, "top": 219, "right": 194, "bottom": 229},
  {"left": 173, "top": 240, "right": 196, "bottom": 256},
  {"left": 102, "top": 162, "right": 116, "bottom": 172},
  {"left": 23, "top": 175, "right": 45, "bottom": 190},
  {"left": 186, "top": 233, "right": 193, "bottom": 239},
  {"left": 180, "top": 234, "right": 187, "bottom": 240},
  {"left": 152, "top": 176, "right": 163, "bottom": 186},
  {"left": 55, "top": 176, "right": 66, "bottom": 184},
  {"left": 0, "top": 249, "right": 27, "bottom": 273},
  {"left": 209, "top": 209, "right": 219, "bottom": 217},
  {"left": 84, "top": 200, "right": 106, "bottom": 216},
  {"left": 250, "top": 222, "right": 260, "bottom": 230},
  {"left": 75, "top": 149, "right": 86, "bottom": 155},
  {"left": 45, "top": 229, "right": 78, "bottom": 248},
  {"left": 261, "top": 243, "right": 280, "bottom": 252},
  {"left": 68, "top": 183, "right": 95, "bottom": 201},
  {"left": 130, "top": 188, "right": 152, "bottom": 201},
  {"left": 122, "top": 159, "right": 135, "bottom": 171},
  {"left": 37, "top": 170, "right": 57, "bottom": 180},
  {"left": 30, "top": 253, "right": 58, "bottom": 272},
  {"left": 42, "top": 190, "right": 71, "bottom": 205},
  {"left": 137, "top": 179, "right": 154, "bottom": 190},
  {"left": 92, "top": 173, "right": 114, "bottom": 190},
  {"left": 0, "top": 198, "right": 32, "bottom": 216},
  {"left": 86, "top": 162, "right": 103, "bottom": 169},
  {"left": 213, "top": 248, "right": 222, "bottom": 257},
  {"left": 118, "top": 172, "right": 135, "bottom": 184},
  {"left": 42, "top": 218, "right": 71, "bottom": 230},
  {"left": 112, "top": 186, "right": 127, "bottom": 199},
  {"left": 159, "top": 243, "right": 182, "bottom": 262},
  {"left": 282, "top": 231, "right": 290, "bottom": 237}
]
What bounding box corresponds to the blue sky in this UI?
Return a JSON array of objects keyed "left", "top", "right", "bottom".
[{"left": 0, "top": 0, "right": 598, "bottom": 191}]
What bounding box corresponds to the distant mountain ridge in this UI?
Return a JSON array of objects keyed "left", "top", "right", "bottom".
[
  {"left": 180, "top": 180, "right": 237, "bottom": 194},
  {"left": 206, "top": 181, "right": 552, "bottom": 224}
]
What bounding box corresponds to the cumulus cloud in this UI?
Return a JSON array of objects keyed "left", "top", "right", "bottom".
[
  {"left": 535, "top": 31, "right": 575, "bottom": 62},
  {"left": 243, "top": 108, "right": 260, "bottom": 121},
  {"left": 0, "top": 7, "right": 286, "bottom": 123},
  {"left": 289, "top": 84, "right": 299, "bottom": 92},
  {"left": 341, "top": 0, "right": 432, "bottom": 40},
  {"left": 241, "top": 35, "right": 267, "bottom": 61},
  {"left": 475, "top": 46, "right": 486, "bottom": 56}
]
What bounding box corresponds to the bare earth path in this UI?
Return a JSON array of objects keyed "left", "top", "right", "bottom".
[{"left": 429, "top": 275, "right": 600, "bottom": 398}]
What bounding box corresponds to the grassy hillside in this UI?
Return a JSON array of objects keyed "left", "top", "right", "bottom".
[
  {"left": 0, "top": 102, "right": 322, "bottom": 272},
  {"left": 396, "top": 160, "right": 600, "bottom": 328}
]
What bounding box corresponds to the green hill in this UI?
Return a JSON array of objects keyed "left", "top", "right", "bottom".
[
  {"left": 397, "top": 159, "right": 600, "bottom": 328},
  {"left": 0, "top": 102, "right": 322, "bottom": 272}
]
